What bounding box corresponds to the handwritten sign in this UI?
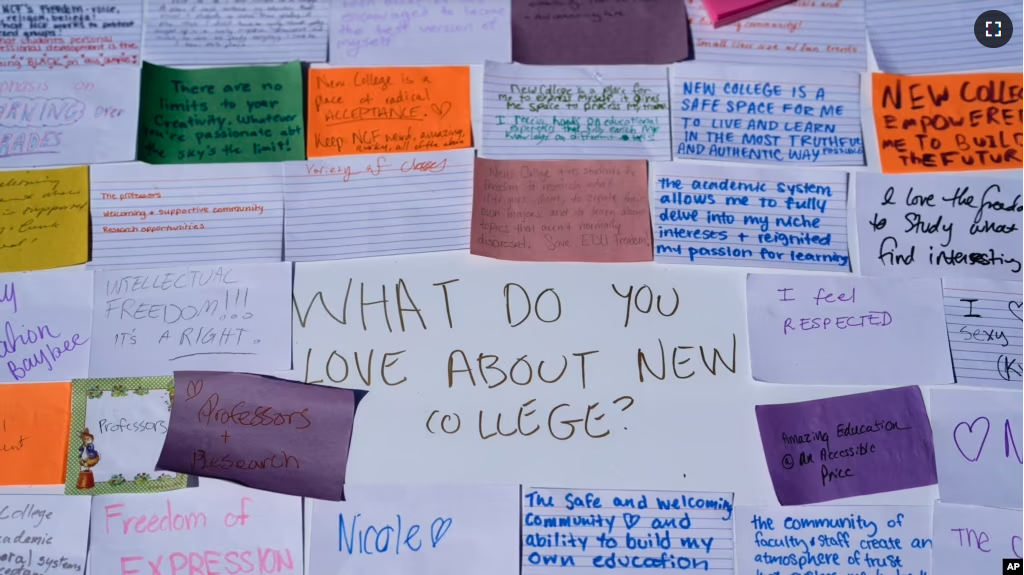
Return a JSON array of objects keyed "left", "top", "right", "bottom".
[
  {"left": 735, "top": 505, "right": 932, "bottom": 575},
  {"left": 88, "top": 262, "right": 292, "bottom": 377},
  {"left": 746, "top": 273, "right": 953, "bottom": 385},
  {"left": 472, "top": 158, "right": 652, "bottom": 262},
  {"left": 932, "top": 502, "right": 1022, "bottom": 575},
  {"left": 0, "top": 67, "right": 139, "bottom": 169},
  {"left": 856, "top": 173, "right": 1022, "bottom": 280},
  {"left": 331, "top": 0, "right": 510, "bottom": 66},
  {"left": 307, "top": 66, "right": 471, "bottom": 157},
  {"left": 0, "top": 383, "right": 71, "bottom": 485},
  {"left": 649, "top": 162, "right": 849, "bottom": 270},
  {"left": 942, "top": 278, "right": 1023, "bottom": 388},
  {"left": 0, "top": 495, "right": 90, "bottom": 575},
  {"left": 0, "top": 0, "right": 141, "bottom": 71},
  {"left": 511, "top": 0, "right": 688, "bottom": 65},
  {"left": 873, "top": 72, "right": 1024, "bottom": 173},
  {"left": 672, "top": 62, "right": 863, "bottom": 165},
  {"left": 158, "top": 371, "right": 362, "bottom": 500},
  {"left": 930, "top": 388, "right": 1022, "bottom": 510},
  {"left": 482, "top": 62, "right": 672, "bottom": 160},
  {"left": 0, "top": 167, "right": 88, "bottom": 272},
  {"left": 521, "top": 487, "right": 734, "bottom": 573},
  {"left": 755, "top": 386, "right": 938, "bottom": 505},
  {"left": 137, "top": 62, "right": 305, "bottom": 164},
  {"left": 308, "top": 484, "right": 519, "bottom": 575},
  {"left": 88, "top": 480, "right": 303, "bottom": 575}
]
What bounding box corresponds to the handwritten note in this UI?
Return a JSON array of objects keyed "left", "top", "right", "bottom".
[
  {"left": 0, "top": 67, "right": 139, "bottom": 168},
  {"left": 931, "top": 502, "right": 1022, "bottom": 575},
  {"left": 143, "top": 0, "right": 329, "bottom": 65},
  {"left": 307, "top": 66, "right": 471, "bottom": 158},
  {"left": 756, "top": 386, "right": 938, "bottom": 505},
  {"left": 671, "top": 62, "right": 863, "bottom": 165},
  {"left": 0, "top": 495, "right": 89, "bottom": 575},
  {"left": 868, "top": 1, "right": 1023, "bottom": 74},
  {"left": 89, "top": 480, "right": 303, "bottom": 575},
  {"left": 746, "top": 274, "right": 953, "bottom": 385},
  {"left": 472, "top": 157, "right": 651, "bottom": 262},
  {"left": 511, "top": 0, "right": 688, "bottom": 65},
  {"left": 686, "top": 0, "right": 867, "bottom": 70},
  {"left": 137, "top": 61, "right": 305, "bottom": 164},
  {"left": 309, "top": 484, "right": 519, "bottom": 575},
  {"left": 0, "top": 166, "right": 88, "bottom": 272},
  {"left": 331, "top": 0, "right": 510, "bottom": 66},
  {"left": 285, "top": 149, "right": 473, "bottom": 261},
  {"left": 649, "top": 163, "right": 849, "bottom": 270},
  {"left": 942, "top": 278, "right": 1023, "bottom": 388},
  {"left": 483, "top": 62, "right": 671, "bottom": 160},
  {"left": 0, "top": 0, "right": 141, "bottom": 71},
  {"left": 873, "top": 72, "right": 1024, "bottom": 173},
  {"left": 856, "top": 173, "right": 1022, "bottom": 280},
  {"left": 0, "top": 383, "right": 71, "bottom": 485},
  {"left": 736, "top": 505, "right": 932, "bottom": 575},
  {"left": 88, "top": 262, "right": 291, "bottom": 377},
  {"left": 90, "top": 162, "right": 285, "bottom": 270},
  {"left": 521, "top": 487, "right": 734, "bottom": 573}
]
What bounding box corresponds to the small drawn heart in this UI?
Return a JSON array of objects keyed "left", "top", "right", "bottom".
[
  {"left": 1009, "top": 300, "right": 1022, "bottom": 322},
  {"left": 185, "top": 380, "right": 204, "bottom": 401},
  {"left": 430, "top": 102, "right": 452, "bottom": 119},
  {"left": 623, "top": 513, "right": 641, "bottom": 530},
  {"left": 953, "top": 417, "right": 990, "bottom": 462},
  {"left": 430, "top": 517, "right": 452, "bottom": 548},
  {"left": 1012, "top": 535, "right": 1022, "bottom": 558}
]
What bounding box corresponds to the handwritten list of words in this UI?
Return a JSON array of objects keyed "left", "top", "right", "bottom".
[
  {"left": 649, "top": 163, "right": 849, "bottom": 271},
  {"left": 0, "top": 166, "right": 88, "bottom": 273},
  {"left": 672, "top": 63, "right": 864, "bottom": 165},
  {"left": 0, "top": 495, "right": 90, "bottom": 575}
]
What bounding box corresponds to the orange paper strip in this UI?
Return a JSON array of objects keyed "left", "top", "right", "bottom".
[
  {"left": 873, "top": 72, "right": 1023, "bottom": 173},
  {"left": 0, "top": 382, "right": 72, "bottom": 485},
  {"left": 307, "top": 67, "right": 472, "bottom": 158}
]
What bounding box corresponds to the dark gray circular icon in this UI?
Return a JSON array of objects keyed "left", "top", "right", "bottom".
[{"left": 975, "top": 10, "right": 1013, "bottom": 48}]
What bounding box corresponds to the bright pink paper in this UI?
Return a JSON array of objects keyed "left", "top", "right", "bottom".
[{"left": 703, "top": 0, "right": 797, "bottom": 27}]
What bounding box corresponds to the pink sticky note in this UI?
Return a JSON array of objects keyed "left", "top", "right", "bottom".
[{"left": 703, "top": 0, "right": 797, "bottom": 27}]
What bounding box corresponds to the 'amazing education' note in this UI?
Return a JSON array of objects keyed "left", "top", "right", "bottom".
[
  {"left": 473, "top": 157, "right": 652, "bottom": 262},
  {"left": 931, "top": 502, "right": 1022, "bottom": 575},
  {"left": 0, "top": 383, "right": 71, "bottom": 485},
  {"left": 89, "top": 162, "right": 285, "bottom": 270},
  {"left": 0, "top": 68, "right": 140, "bottom": 169},
  {"left": 873, "top": 72, "right": 1024, "bottom": 173},
  {"left": 88, "top": 263, "right": 292, "bottom": 377},
  {"left": 746, "top": 274, "right": 954, "bottom": 385},
  {"left": 482, "top": 62, "right": 671, "bottom": 161},
  {"left": 137, "top": 62, "right": 305, "bottom": 164},
  {"left": 856, "top": 173, "right": 1022, "bottom": 280},
  {"left": 942, "top": 278, "right": 1023, "bottom": 389},
  {"left": 671, "top": 62, "right": 863, "bottom": 165},
  {"left": 0, "top": 167, "right": 88, "bottom": 273},
  {"left": 309, "top": 484, "right": 520, "bottom": 575},
  {"left": 649, "top": 163, "right": 849, "bottom": 270},
  {"left": 0, "top": 495, "right": 89, "bottom": 575},
  {"left": 756, "top": 386, "right": 938, "bottom": 505},
  {"left": 307, "top": 66, "right": 472, "bottom": 157}
]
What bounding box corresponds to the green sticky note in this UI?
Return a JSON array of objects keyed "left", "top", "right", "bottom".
[{"left": 138, "top": 61, "right": 306, "bottom": 164}]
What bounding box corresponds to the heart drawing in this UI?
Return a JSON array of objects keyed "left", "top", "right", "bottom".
[
  {"left": 1009, "top": 300, "right": 1022, "bottom": 322},
  {"left": 431, "top": 102, "right": 452, "bottom": 119},
  {"left": 623, "top": 513, "right": 641, "bottom": 530},
  {"left": 953, "top": 417, "right": 990, "bottom": 462},
  {"left": 185, "top": 379, "right": 204, "bottom": 401},
  {"left": 430, "top": 517, "right": 452, "bottom": 548}
]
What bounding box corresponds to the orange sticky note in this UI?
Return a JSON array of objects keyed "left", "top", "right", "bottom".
[
  {"left": 307, "top": 67, "right": 472, "bottom": 158},
  {"left": 873, "top": 72, "right": 1023, "bottom": 174},
  {"left": 0, "top": 382, "right": 72, "bottom": 485}
]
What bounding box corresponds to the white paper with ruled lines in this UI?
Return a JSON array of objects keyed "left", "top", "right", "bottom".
[
  {"left": 942, "top": 278, "right": 1023, "bottom": 390},
  {"left": 89, "top": 162, "right": 285, "bottom": 269},
  {"left": 481, "top": 62, "right": 672, "bottom": 161},
  {"left": 283, "top": 149, "right": 474, "bottom": 262}
]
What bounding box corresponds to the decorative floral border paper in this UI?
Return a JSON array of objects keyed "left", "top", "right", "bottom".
[{"left": 64, "top": 376, "right": 189, "bottom": 495}]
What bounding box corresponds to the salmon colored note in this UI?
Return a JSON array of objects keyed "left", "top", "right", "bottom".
[
  {"left": 0, "top": 382, "right": 72, "bottom": 485},
  {"left": 471, "top": 158, "right": 653, "bottom": 263},
  {"left": 873, "top": 72, "right": 1024, "bottom": 174},
  {"left": 307, "top": 67, "right": 472, "bottom": 158},
  {"left": 0, "top": 167, "right": 89, "bottom": 273}
]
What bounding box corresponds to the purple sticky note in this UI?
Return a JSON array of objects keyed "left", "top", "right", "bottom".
[
  {"left": 511, "top": 0, "right": 690, "bottom": 65},
  {"left": 756, "top": 386, "right": 938, "bottom": 505},
  {"left": 157, "top": 371, "right": 364, "bottom": 501}
]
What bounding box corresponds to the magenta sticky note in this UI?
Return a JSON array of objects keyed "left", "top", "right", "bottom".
[
  {"left": 756, "top": 386, "right": 938, "bottom": 505},
  {"left": 702, "top": 0, "right": 797, "bottom": 27}
]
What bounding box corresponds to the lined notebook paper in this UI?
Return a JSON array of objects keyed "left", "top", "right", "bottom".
[
  {"left": 284, "top": 149, "right": 474, "bottom": 261},
  {"left": 143, "top": 0, "right": 329, "bottom": 65},
  {"left": 869, "top": 1, "right": 1023, "bottom": 74},
  {"left": 90, "top": 162, "right": 284, "bottom": 269},
  {"left": 942, "top": 278, "right": 1023, "bottom": 389},
  {"left": 482, "top": 62, "right": 672, "bottom": 161},
  {"left": 687, "top": 0, "right": 866, "bottom": 70}
]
